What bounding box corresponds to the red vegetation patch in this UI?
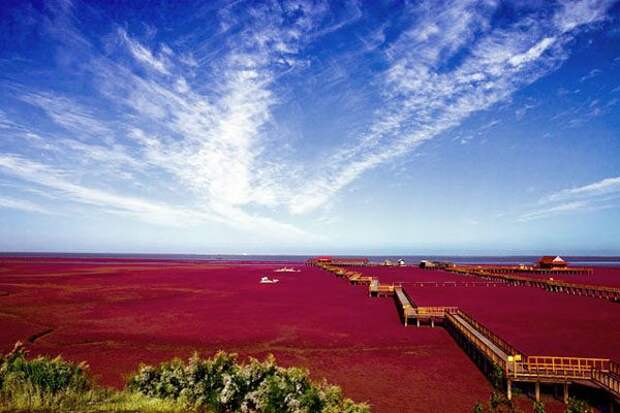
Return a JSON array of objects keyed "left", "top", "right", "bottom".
[{"left": 1, "top": 258, "right": 497, "bottom": 413}]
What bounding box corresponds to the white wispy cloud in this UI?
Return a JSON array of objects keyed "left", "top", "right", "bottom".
[
  {"left": 517, "top": 176, "right": 620, "bottom": 221},
  {"left": 1, "top": 0, "right": 339, "bottom": 239},
  {"left": 580, "top": 68, "right": 602, "bottom": 82},
  {"left": 119, "top": 28, "right": 171, "bottom": 75},
  {"left": 81, "top": 1, "right": 350, "bottom": 229},
  {"left": 517, "top": 201, "right": 590, "bottom": 222},
  {"left": 0, "top": 154, "right": 205, "bottom": 226},
  {"left": 0, "top": 195, "right": 53, "bottom": 215},
  {"left": 287, "top": 0, "right": 616, "bottom": 215},
  {"left": 543, "top": 176, "right": 620, "bottom": 203},
  {"left": 20, "top": 92, "right": 113, "bottom": 140}
]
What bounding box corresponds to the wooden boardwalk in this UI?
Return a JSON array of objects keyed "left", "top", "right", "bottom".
[
  {"left": 445, "top": 265, "right": 620, "bottom": 302},
  {"left": 310, "top": 258, "right": 620, "bottom": 406},
  {"left": 449, "top": 313, "right": 508, "bottom": 361}
]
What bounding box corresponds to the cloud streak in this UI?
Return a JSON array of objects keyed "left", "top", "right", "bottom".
[
  {"left": 517, "top": 176, "right": 620, "bottom": 221},
  {"left": 0, "top": 154, "right": 203, "bottom": 226},
  {"left": 544, "top": 176, "right": 620, "bottom": 203},
  {"left": 0, "top": 195, "right": 53, "bottom": 215}
]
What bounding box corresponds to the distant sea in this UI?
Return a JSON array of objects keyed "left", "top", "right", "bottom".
[{"left": 1, "top": 253, "right": 620, "bottom": 267}]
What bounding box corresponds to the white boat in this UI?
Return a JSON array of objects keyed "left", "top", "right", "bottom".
[
  {"left": 274, "top": 267, "right": 300, "bottom": 273},
  {"left": 260, "top": 276, "right": 279, "bottom": 284}
]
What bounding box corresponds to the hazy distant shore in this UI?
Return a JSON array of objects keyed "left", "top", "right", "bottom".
[{"left": 1, "top": 252, "right": 620, "bottom": 266}]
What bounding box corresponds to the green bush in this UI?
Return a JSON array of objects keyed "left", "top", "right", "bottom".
[
  {"left": 564, "top": 397, "right": 591, "bottom": 413},
  {"left": 128, "top": 351, "right": 371, "bottom": 413},
  {"left": 0, "top": 343, "right": 370, "bottom": 412},
  {"left": 487, "top": 391, "right": 520, "bottom": 413},
  {"left": 533, "top": 400, "right": 545, "bottom": 413},
  {"left": 0, "top": 341, "right": 95, "bottom": 410},
  {"left": 490, "top": 363, "right": 504, "bottom": 389}
]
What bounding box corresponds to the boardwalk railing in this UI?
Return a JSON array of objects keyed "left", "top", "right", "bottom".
[
  {"left": 446, "top": 312, "right": 508, "bottom": 367},
  {"left": 512, "top": 356, "right": 610, "bottom": 380},
  {"left": 455, "top": 310, "right": 522, "bottom": 358},
  {"left": 591, "top": 361, "right": 620, "bottom": 398},
  {"left": 415, "top": 306, "right": 458, "bottom": 317},
  {"left": 369, "top": 279, "right": 395, "bottom": 296},
  {"left": 394, "top": 286, "right": 416, "bottom": 323}
]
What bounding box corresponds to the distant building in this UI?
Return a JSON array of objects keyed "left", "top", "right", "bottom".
[
  {"left": 383, "top": 259, "right": 393, "bottom": 266},
  {"left": 308, "top": 256, "right": 333, "bottom": 264},
  {"left": 538, "top": 256, "right": 567, "bottom": 269},
  {"left": 419, "top": 260, "right": 436, "bottom": 269},
  {"left": 398, "top": 259, "right": 406, "bottom": 266}
]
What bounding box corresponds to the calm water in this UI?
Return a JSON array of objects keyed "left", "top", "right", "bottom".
[{"left": 1, "top": 253, "right": 620, "bottom": 267}]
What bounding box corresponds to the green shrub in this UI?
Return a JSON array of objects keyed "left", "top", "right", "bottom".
[
  {"left": 490, "top": 363, "right": 504, "bottom": 389},
  {"left": 0, "top": 341, "right": 95, "bottom": 410},
  {"left": 0, "top": 343, "right": 369, "bottom": 412},
  {"left": 533, "top": 400, "right": 545, "bottom": 413},
  {"left": 127, "top": 351, "right": 370, "bottom": 413},
  {"left": 488, "top": 391, "right": 519, "bottom": 413},
  {"left": 564, "top": 397, "right": 591, "bottom": 413}
]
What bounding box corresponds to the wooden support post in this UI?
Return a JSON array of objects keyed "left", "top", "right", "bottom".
[
  {"left": 416, "top": 319, "right": 420, "bottom": 328},
  {"left": 507, "top": 380, "right": 512, "bottom": 401},
  {"left": 431, "top": 319, "right": 435, "bottom": 328},
  {"left": 535, "top": 382, "right": 540, "bottom": 402},
  {"left": 563, "top": 383, "right": 569, "bottom": 404},
  {"left": 609, "top": 400, "right": 615, "bottom": 413}
]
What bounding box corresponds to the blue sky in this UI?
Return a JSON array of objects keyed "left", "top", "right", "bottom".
[{"left": 0, "top": 0, "right": 619, "bottom": 255}]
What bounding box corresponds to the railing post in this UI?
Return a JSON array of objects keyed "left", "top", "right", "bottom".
[{"left": 507, "top": 379, "right": 512, "bottom": 401}]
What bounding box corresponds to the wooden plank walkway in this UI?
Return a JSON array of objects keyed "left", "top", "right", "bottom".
[
  {"left": 450, "top": 313, "right": 508, "bottom": 361},
  {"left": 310, "top": 258, "right": 620, "bottom": 405},
  {"left": 444, "top": 266, "right": 620, "bottom": 302}
]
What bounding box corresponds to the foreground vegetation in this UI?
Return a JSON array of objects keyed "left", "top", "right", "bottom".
[
  {"left": 472, "top": 391, "right": 593, "bottom": 413},
  {"left": 0, "top": 342, "right": 370, "bottom": 412}
]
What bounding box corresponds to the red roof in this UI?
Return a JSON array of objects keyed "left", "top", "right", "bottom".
[{"left": 539, "top": 256, "right": 565, "bottom": 264}]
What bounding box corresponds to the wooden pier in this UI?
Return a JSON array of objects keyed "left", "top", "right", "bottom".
[
  {"left": 445, "top": 266, "right": 620, "bottom": 302},
  {"left": 481, "top": 265, "right": 593, "bottom": 276},
  {"left": 310, "top": 257, "right": 620, "bottom": 406}
]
